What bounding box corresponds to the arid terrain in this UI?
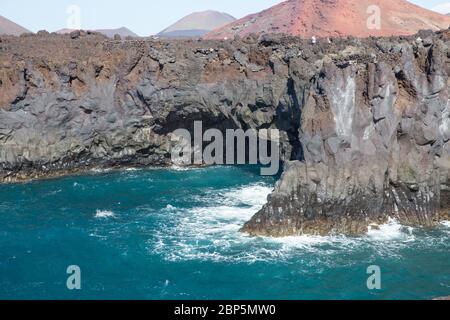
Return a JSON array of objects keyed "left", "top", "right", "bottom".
[{"left": 206, "top": 0, "right": 450, "bottom": 39}]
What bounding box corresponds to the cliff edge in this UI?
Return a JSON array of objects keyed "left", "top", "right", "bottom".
[{"left": 0, "top": 30, "right": 449, "bottom": 235}]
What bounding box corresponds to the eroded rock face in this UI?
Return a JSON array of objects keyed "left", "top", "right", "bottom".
[
  {"left": 0, "top": 33, "right": 285, "bottom": 180},
  {"left": 243, "top": 35, "right": 450, "bottom": 236},
  {"left": 0, "top": 31, "right": 449, "bottom": 235}
]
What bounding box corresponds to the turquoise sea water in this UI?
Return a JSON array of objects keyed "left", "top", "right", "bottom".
[{"left": 0, "top": 166, "right": 449, "bottom": 300}]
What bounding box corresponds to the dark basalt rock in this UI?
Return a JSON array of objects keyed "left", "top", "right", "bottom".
[
  {"left": 0, "top": 31, "right": 449, "bottom": 235},
  {"left": 243, "top": 36, "right": 450, "bottom": 236},
  {"left": 70, "top": 30, "right": 81, "bottom": 39}
]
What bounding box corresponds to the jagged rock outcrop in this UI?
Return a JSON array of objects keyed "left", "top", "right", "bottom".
[
  {"left": 243, "top": 33, "right": 450, "bottom": 235},
  {"left": 0, "top": 30, "right": 449, "bottom": 235},
  {"left": 56, "top": 27, "right": 139, "bottom": 39}
]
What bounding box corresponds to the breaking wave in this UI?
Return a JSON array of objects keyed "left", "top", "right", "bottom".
[
  {"left": 150, "top": 181, "right": 439, "bottom": 264},
  {"left": 367, "top": 219, "right": 415, "bottom": 242},
  {"left": 95, "top": 210, "right": 115, "bottom": 219}
]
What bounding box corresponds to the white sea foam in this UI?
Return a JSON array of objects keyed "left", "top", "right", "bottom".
[
  {"left": 151, "top": 183, "right": 430, "bottom": 263},
  {"left": 152, "top": 183, "right": 273, "bottom": 261},
  {"left": 221, "top": 184, "right": 272, "bottom": 207},
  {"left": 440, "top": 220, "right": 450, "bottom": 236},
  {"left": 95, "top": 210, "right": 115, "bottom": 219},
  {"left": 252, "top": 219, "right": 417, "bottom": 257},
  {"left": 366, "top": 219, "right": 415, "bottom": 242},
  {"left": 441, "top": 220, "right": 450, "bottom": 228},
  {"left": 170, "top": 165, "right": 190, "bottom": 171},
  {"left": 267, "top": 234, "right": 351, "bottom": 249},
  {"left": 165, "top": 205, "right": 176, "bottom": 210},
  {"left": 91, "top": 168, "right": 112, "bottom": 174},
  {"left": 73, "top": 182, "right": 86, "bottom": 190},
  {"left": 45, "top": 189, "right": 62, "bottom": 196}
]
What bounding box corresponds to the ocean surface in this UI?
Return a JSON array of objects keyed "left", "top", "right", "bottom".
[{"left": 0, "top": 166, "right": 449, "bottom": 300}]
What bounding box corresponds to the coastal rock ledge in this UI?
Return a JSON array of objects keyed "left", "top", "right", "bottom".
[{"left": 0, "top": 31, "right": 449, "bottom": 236}]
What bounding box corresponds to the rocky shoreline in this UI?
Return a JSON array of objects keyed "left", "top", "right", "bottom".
[{"left": 0, "top": 30, "right": 449, "bottom": 235}]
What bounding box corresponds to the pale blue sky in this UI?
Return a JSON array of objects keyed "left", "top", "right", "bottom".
[{"left": 0, "top": 0, "right": 448, "bottom": 36}]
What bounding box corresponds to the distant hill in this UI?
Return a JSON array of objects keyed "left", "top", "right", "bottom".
[
  {"left": 55, "top": 28, "right": 76, "bottom": 34},
  {"left": 0, "top": 15, "right": 31, "bottom": 36},
  {"left": 95, "top": 27, "right": 138, "bottom": 38},
  {"left": 206, "top": 0, "right": 450, "bottom": 39},
  {"left": 56, "top": 27, "right": 138, "bottom": 38},
  {"left": 158, "top": 10, "right": 235, "bottom": 38}
]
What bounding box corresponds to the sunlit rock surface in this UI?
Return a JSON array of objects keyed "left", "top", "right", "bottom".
[{"left": 0, "top": 30, "right": 449, "bottom": 235}]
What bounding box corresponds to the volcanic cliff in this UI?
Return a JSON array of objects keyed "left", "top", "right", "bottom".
[{"left": 0, "top": 30, "right": 449, "bottom": 235}]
